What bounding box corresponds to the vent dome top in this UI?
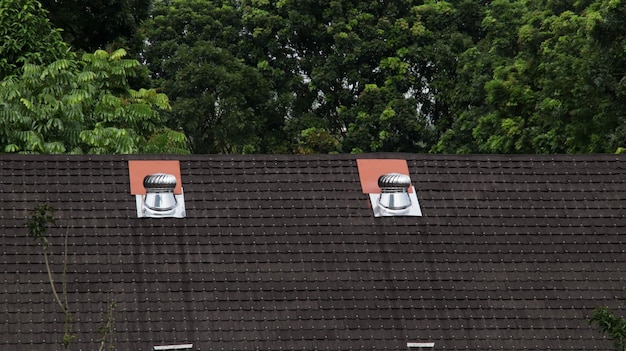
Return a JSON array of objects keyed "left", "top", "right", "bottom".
[
  {"left": 143, "top": 173, "right": 177, "bottom": 190},
  {"left": 378, "top": 173, "right": 411, "bottom": 192}
]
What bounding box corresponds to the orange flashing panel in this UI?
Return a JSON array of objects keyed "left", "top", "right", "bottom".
[
  {"left": 128, "top": 160, "right": 183, "bottom": 195},
  {"left": 356, "top": 159, "right": 412, "bottom": 194}
]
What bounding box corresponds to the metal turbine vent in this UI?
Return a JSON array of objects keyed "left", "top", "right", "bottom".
[
  {"left": 378, "top": 173, "right": 411, "bottom": 192},
  {"left": 144, "top": 173, "right": 177, "bottom": 190},
  {"left": 377, "top": 173, "right": 412, "bottom": 210},
  {"left": 143, "top": 173, "right": 178, "bottom": 211}
]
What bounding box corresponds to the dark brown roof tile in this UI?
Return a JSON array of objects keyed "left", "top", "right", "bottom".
[{"left": 1, "top": 154, "right": 625, "bottom": 350}]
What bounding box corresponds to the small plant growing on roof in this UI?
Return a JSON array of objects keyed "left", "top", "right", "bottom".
[
  {"left": 26, "top": 204, "right": 74, "bottom": 349},
  {"left": 590, "top": 300, "right": 626, "bottom": 351},
  {"left": 26, "top": 204, "right": 117, "bottom": 350}
]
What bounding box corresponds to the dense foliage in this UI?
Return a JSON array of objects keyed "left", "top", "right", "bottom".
[
  {"left": 0, "top": 49, "right": 188, "bottom": 154},
  {"left": 143, "top": 0, "right": 626, "bottom": 154},
  {"left": 0, "top": 0, "right": 187, "bottom": 154},
  {"left": 0, "top": 0, "right": 71, "bottom": 79},
  {"left": 143, "top": 0, "right": 284, "bottom": 153},
  {"left": 3, "top": 0, "right": 626, "bottom": 154},
  {"left": 40, "top": 0, "right": 151, "bottom": 54},
  {"left": 435, "top": 0, "right": 626, "bottom": 153}
]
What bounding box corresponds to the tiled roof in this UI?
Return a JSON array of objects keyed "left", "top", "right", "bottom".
[{"left": 1, "top": 153, "right": 625, "bottom": 351}]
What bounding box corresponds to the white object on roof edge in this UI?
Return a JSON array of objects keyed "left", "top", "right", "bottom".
[
  {"left": 153, "top": 344, "right": 193, "bottom": 350},
  {"left": 407, "top": 342, "right": 435, "bottom": 348}
]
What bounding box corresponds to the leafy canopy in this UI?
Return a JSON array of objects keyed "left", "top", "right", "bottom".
[
  {"left": 144, "top": 0, "right": 285, "bottom": 154},
  {"left": 0, "top": 48, "right": 189, "bottom": 154},
  {"left": 40, "top": 0, "right": 152, "bottom": 54},
  {"left": 9, "top": 0, "right": 626, "bottom": 154},
  {"left": 0, "top": 0, "right": 71, "bottom": 79},
  {"left": 435, "top": 0, "right": 626, "bottom": 154}
]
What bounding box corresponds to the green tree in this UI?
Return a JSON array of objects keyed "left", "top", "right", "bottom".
[
  {"left": 142, "top": 0, "right": 626, "bottom": 154},
  {"left": 0, "top": 0, "right": 71, "bottom": 79},
  {"left": 244, "top": 0, "right": 488, "bottom": 153},
  {"left": 0, "top": 49, "right": 189, "bottom": 154},
  {"left": 144, "top": 0, "right": 285, "bottom": 153},
  {"left": 145, "top": 0, "right": 485, "bottom": 153},
  {"left": 584, "top": 0, "right": 626, "bottom": 152},
  {"left": 40, "top": 0, "right": 151, "bottom": 54},
  {"left": 434, "top": 0, "right": 529, "bottom": 153},
  {"left": 435, "top": 0, "right": 626, "bottom": 153},
  {"left": 242, "top": 0, "right": 444, "bottom": 153}
]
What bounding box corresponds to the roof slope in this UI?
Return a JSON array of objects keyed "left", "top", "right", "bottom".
[{"left": 1, "top": 154, "right": 625, "bottom": 351}]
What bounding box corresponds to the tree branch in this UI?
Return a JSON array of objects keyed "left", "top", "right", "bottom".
[{"left": 42, "top": 250, "right": 66, "bottom": 313}]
